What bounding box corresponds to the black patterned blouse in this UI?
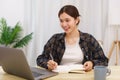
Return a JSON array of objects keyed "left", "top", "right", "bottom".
[{"left": 36, "top": 30, "right": 108, "bottom": 69}]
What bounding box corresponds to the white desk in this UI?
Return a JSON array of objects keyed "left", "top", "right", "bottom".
[
  {"left": 0, "top": 66, "right": 120, "bottom": 80},
  {"left": 0, "top": 67, "right": 26, "bottom": 80}
]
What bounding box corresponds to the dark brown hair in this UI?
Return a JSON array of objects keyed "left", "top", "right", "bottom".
[{"left": 58, "top": 5, "right": 80, "bottom": 25}]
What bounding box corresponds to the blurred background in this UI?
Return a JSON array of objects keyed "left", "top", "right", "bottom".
[{"left": 0, "top": 0, "right": 120, "bottom": 66}]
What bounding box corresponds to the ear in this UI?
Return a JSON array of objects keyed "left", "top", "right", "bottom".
[{"left": 75, "top": 17, "right": 80, "bottom": 25}]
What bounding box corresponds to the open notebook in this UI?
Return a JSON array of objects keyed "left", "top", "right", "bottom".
[{"left": 53, "top": 64, "right": 85, "bottom": 74}]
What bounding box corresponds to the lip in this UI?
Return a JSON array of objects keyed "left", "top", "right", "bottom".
[
  {"left": 64, "top": 27, "right": 69, "bottom": 31},
  {"left": 63, "top": 26, "right": 70, "bottom": 31}
]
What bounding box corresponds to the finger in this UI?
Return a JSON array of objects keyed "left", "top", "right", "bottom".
[
  {"left": 85, "top": 65, "right": 92, "bottom": 71},
  {"left": 48, "top": 60, "right": 55, "bottom": 66},
  {"left": 83, "top": 62, "right": 88, "bottom": 68},
  {"left": 47, "top": 60, "right": 58, "bottom": 70},
  {"left": 47, "top": 63, "right": 55, "bottom": 70},
  {"left": 54, "top": 62, "right": 58, "bottom": 69},
  {"left": 47, "top": 60, "right": 54, "bottom": 70},
  {"left": 83, "top": 63, "right": 90, "bottom": 71}
]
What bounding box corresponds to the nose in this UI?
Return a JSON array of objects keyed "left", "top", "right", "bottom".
[{"left": 61, "top": 21, "right": 67, "bottom": 27}]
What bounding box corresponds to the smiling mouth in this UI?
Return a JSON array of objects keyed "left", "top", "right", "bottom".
[{"left": 64, "top": 27, "right": 70, "bottom": 31}]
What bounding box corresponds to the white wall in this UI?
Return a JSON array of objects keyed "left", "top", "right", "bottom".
[{"left": 0, "top": 0, "right": 24, "bottom": 26}]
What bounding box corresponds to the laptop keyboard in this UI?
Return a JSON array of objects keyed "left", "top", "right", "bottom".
[{"left": 32, "top": 71, "right": 43, "bottom": 77}]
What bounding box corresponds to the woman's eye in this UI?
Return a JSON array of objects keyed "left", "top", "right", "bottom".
[
  {"left": 66, "top": 19, "right": 70, "bottom": 22},
  {"left": 60, "top": 20, "right": 63, "bottom": 23}
]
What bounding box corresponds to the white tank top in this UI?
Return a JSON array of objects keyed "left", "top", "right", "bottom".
[{"left": 60, "top": 38, "right": 83, "bottom": 65}]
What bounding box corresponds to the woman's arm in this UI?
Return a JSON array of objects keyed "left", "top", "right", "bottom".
[
  {"left": 88, "top": 35, "right": 108, "bottom": 67},
  {"left": 36, "top": 34, "right": 57, "bottom": 69}
]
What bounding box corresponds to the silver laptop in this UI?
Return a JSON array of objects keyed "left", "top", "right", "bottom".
[{"left": 0, "top": 46, "right": 58, "bottom": 80}]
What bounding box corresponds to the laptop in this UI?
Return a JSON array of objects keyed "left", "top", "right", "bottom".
[{"left": 0, "top": 46, "right": 58, "bottom": 80}]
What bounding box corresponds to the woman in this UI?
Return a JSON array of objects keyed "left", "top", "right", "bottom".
[{"left": 36, "top": 5, "right": 108, "bottom": 71}]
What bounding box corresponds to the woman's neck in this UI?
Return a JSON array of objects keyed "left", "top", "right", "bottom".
[
  {"left": 66, "top": 29, "right": 79, "bottom": 38},
  {"left": 65, "top": 29, "right": 80, "bottom": 45}
]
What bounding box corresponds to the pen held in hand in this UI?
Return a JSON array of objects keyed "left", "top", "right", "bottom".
[{"left": 49, "top": 53, "right": 54, "bottom": 61}]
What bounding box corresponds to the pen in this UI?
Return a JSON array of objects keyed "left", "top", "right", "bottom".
[{"left": 49, "top": 53, "right": 54, "bottom": 61}]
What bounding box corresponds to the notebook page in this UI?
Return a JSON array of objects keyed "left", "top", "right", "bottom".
[{"left": 52, "top": 64, "right": 85, "bottom": 73}]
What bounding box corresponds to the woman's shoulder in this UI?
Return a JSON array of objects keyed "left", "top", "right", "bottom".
[
  {"left": 80, "top": 31, "right": 97, "bottom": 44},
  {"left": 50, "top": 32, "right": 65, "bottom": 40},
  {"left": 80, "top": 31, "right": 94, "bottom": 38},
  {"left": 52, "top": 32, "right": 64, "bottom": 36},
  {"left": 80, "top": 31, "right": 97, "bottom": 42}
]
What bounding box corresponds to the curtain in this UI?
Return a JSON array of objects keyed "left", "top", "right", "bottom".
[{"left": 24, "top": 0, "right": 114, "bottom": 66}]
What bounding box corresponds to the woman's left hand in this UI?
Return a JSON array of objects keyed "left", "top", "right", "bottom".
[{"left": 83, "top": 61, "right": 93, "bottom": 72}]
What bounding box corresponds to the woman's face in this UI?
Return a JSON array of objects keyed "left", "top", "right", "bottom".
[{"left": 59, "top": 12, "right": 79, "bottom": 34}]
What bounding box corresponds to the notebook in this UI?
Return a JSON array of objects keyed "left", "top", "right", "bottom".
[
  {"left": 0, "top": 46, "right": 58, "bottom": 80},
  {"left": 53, "top": 64, "right": 85, "bottom": 74}
]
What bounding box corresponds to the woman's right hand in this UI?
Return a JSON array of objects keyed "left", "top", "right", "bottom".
[{"left": 47, "top": 60, "right": 58, "bottom": 70}]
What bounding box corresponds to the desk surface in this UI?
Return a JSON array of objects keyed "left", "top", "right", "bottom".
[{"left": 0, "top": 66, "right": 120, "bottom": 80}]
